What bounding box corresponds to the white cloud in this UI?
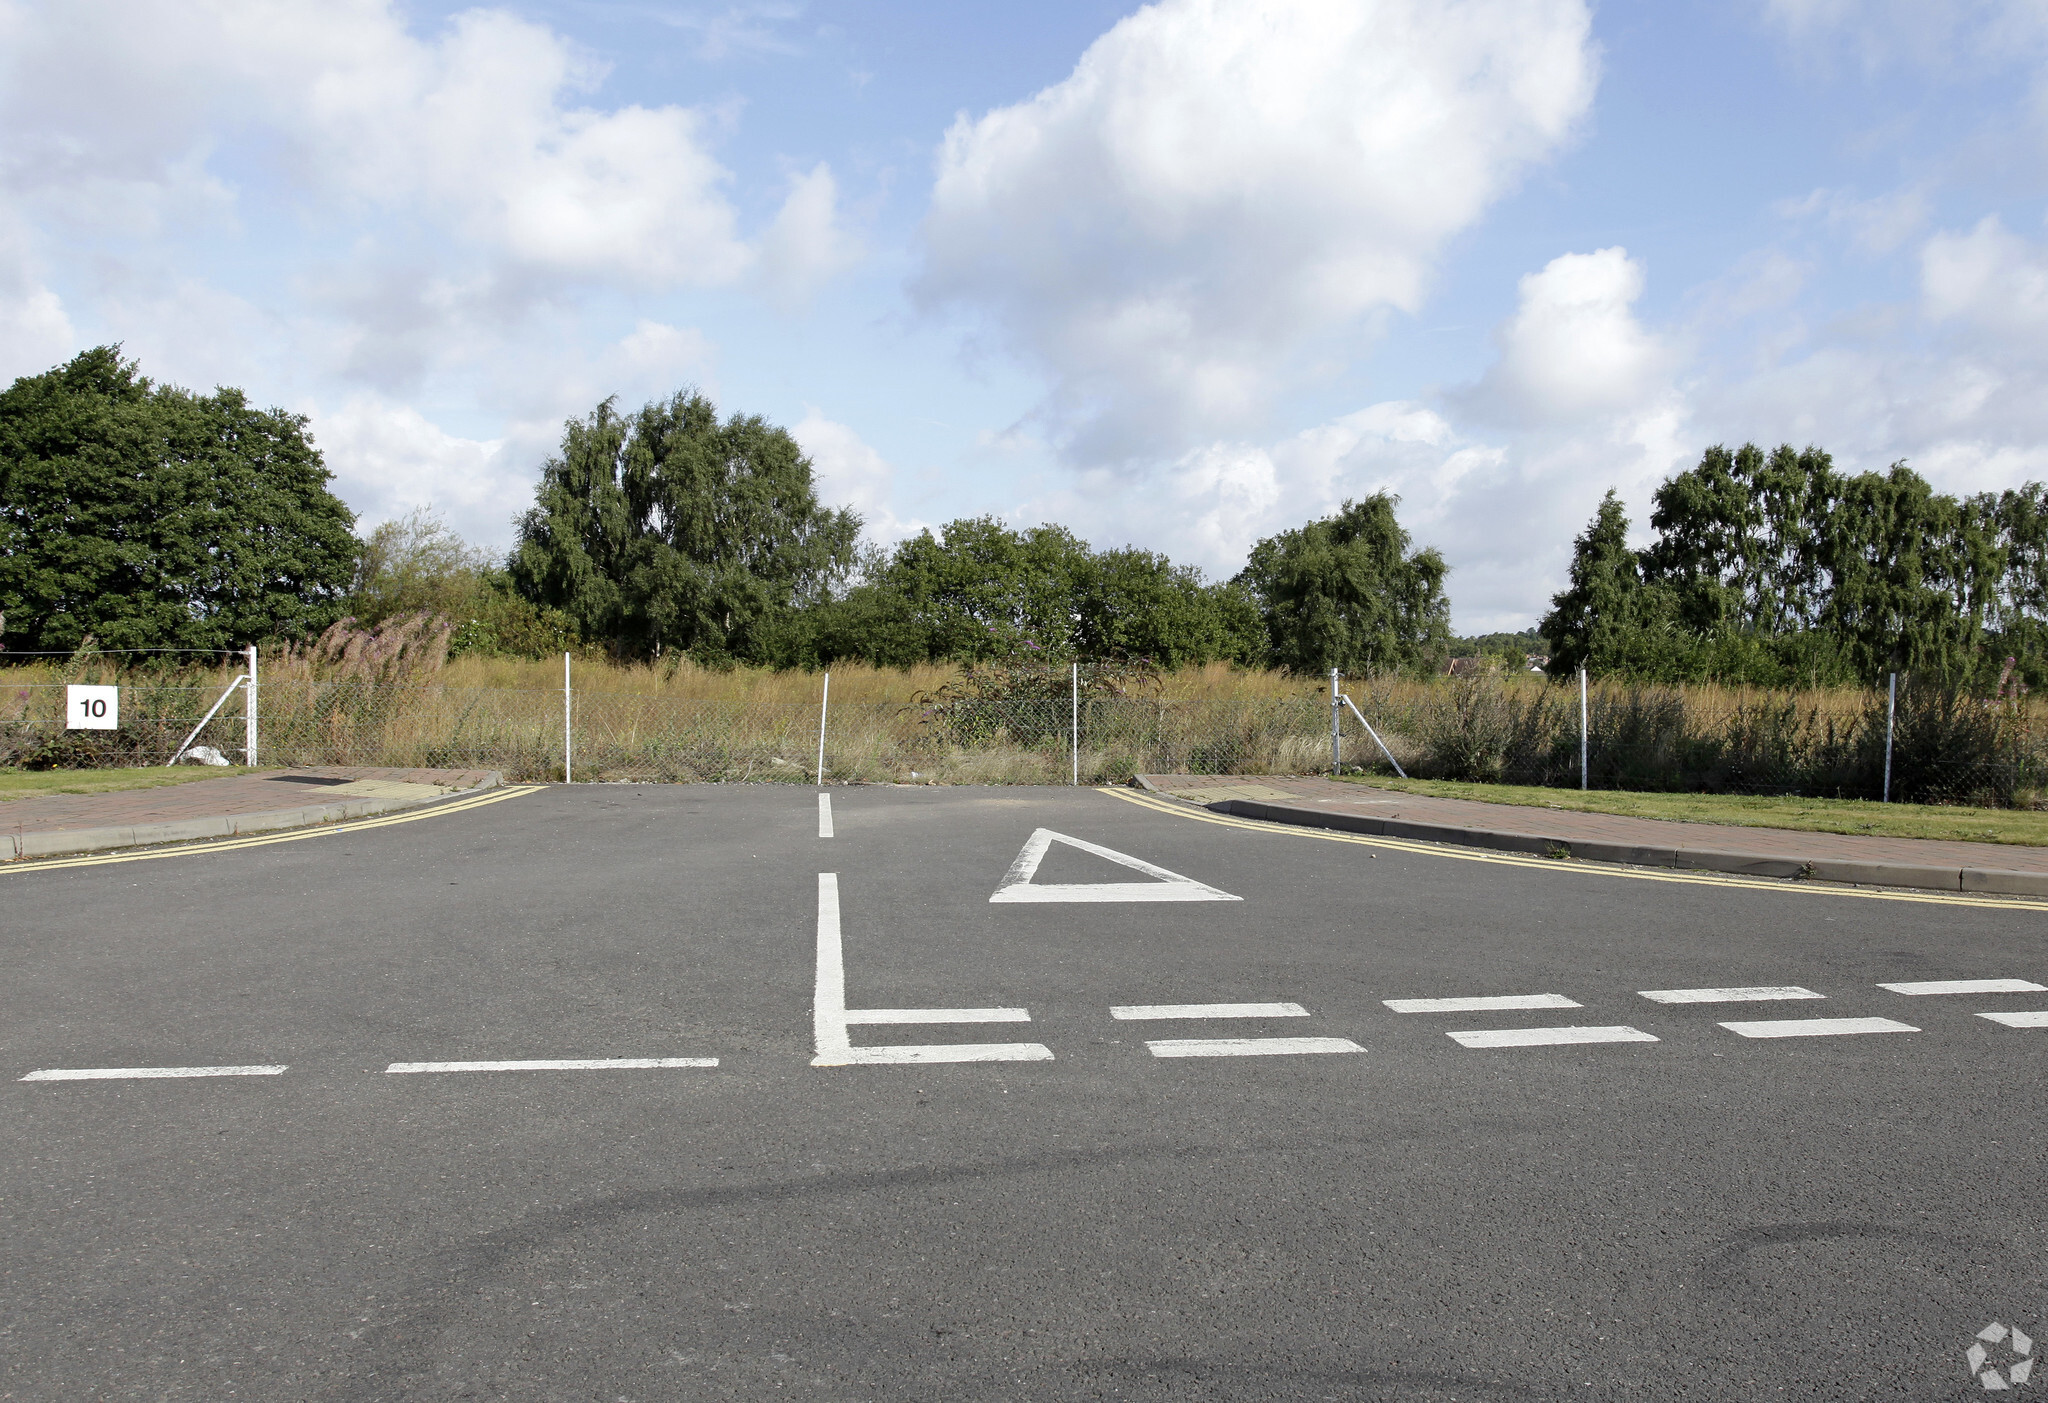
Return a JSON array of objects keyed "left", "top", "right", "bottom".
[
  {"left": 1922, "top": 215, "right": 2048, "bottom": 347},
  {"left": 791, "top": 410, "right": 924, "bottom": 544},
  {"left": 1465, "top": 248, "right": 1675, "bottom": 425},
  {"left": 756, "top": 163, "right": 861, "bottom": 311},
  {"left": 917, "top": 0, "right": 1598, "bottom": 463},
  {"left": 311, "top": 397, "right": 517, "bottom": 547},
  {"left": 1027, "top": 244, "right": 1693, "bottom": 631},
  {"left": 1760, "top": 0, "right": 2048, "bottom": 71}
]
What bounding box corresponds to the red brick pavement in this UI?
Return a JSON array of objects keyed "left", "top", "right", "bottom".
[
  {"left": 1139, "top": 773, "right": 2048, "bottom": 875},
  {"left": 1, "top": 766, "right": 499, "bottom": 839}
]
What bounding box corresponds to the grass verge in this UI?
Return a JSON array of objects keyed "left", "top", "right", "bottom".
[
  {"left": 0, "top": 765, "right": 263, "bottom": 801},
  {"left": 1339, "top": 775, "right": 2048, "bottom": 848}
]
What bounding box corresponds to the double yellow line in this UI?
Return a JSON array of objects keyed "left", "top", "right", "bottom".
[
  {"left": 1, "top": 784, "right": 544, "bottom": 875},
  {"left": 1103, "top": 786, "right": 2048, "bottom": 913}
]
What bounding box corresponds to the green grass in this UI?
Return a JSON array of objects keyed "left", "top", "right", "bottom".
[
  {"left": 1340, "top": 775, "right": 2048, "bottom": 847},
  {"left": 0, "top": 765, "right": 264, "bottom": 801}
]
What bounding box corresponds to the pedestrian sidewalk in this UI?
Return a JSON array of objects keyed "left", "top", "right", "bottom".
[
  {"left": 1, "top": 765, "right": 503, "bottom": 861},
  {"left": 1135, "top": 774, "right": 2048, "bottom": 898}
]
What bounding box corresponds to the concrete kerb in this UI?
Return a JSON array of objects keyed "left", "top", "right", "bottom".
[
  {"left": 1202, "top": 795, "right": 2048, "bottom": 899},
  {"left": 1, "top": 772, "right": 506, "bottom": 862}
]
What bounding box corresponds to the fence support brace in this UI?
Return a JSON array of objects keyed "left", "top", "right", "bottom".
[
  {"left": 1339, "top": 693, "right": 1407, "bottom": 778},
  {"left": 166, "top": 673, "right": 246, "bottom": 767}
]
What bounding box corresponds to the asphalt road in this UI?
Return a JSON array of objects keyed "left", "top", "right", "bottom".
[{"left": 4, "top": 782, "right": 2046, "bottom": 1401}]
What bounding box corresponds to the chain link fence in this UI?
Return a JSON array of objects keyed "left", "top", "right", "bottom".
[{"left": 3, "top": 673, "right": 2043, "bottom": 806}]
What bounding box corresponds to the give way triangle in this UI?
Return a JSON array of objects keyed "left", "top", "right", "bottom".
[{"left": 988, "top": 829, "right": 1242, "bottom": 904}]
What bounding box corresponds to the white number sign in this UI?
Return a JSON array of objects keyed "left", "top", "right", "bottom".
[{"left": 65, "top": 684, "right": 119, "bottom": 730}]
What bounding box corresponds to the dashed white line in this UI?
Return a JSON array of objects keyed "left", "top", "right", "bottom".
[
  {"left": 384, "top": 1058, "right": 716, "bottom": 1073},
  {"left": 1146, "top": 1036, "right": 1362, "bottom": 1058},
  {"left": 1877, "top": 978, "right": 2046, "bottom": 995},
  {"left": 1112, "top": 1003, "right": 1309, "bottom": 1020},
  {"left": 1720, "top": 1017, "right": 1919, "bottom": 1039},
  {"left": 21, "top": 1065, "right": 287, "bottom": 1081},
  {"left": 843, "top": 1008, "right": 1031, "bottom": 1024},
  {"left": 1978, "top": 1011, "right": 2048, "bottom": 1028},
  {"left": 833, "top": 1044, "right": 1055, "bottom": 1064},
  {"left": 1385, "top": 994, "right": 1581, "bottom": 1013},
  {"left": 818, "top": 793, "right": 833, "bottom": 838},
  {"left": 1638, "top": 986, "right": 1825, "bottom": 1004},
  {"left": 1446, "top": 1026, "right": 1656, "bottom": 1048}
]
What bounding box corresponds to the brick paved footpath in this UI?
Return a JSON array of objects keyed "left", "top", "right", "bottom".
[
  {"left": 1, "top": 766, "right": 499, "bottom": 843},
  {"left": 1138, "top": 773, "right": 2048, "bottom": 881}
]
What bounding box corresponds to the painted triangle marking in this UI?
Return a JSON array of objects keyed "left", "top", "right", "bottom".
[{"left": 989, "top": 828, "right": 1241, "bottom": 903}]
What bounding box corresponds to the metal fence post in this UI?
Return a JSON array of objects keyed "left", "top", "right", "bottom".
[
  {"left": 817, "top": 671, "right": 830, "bottom": 785},
  {"left": 1579, "top": 667, "right": 1588, "bottom": 791},
  {"left": 1883, "top": 672, "right": 1896, "bottom": 803},
  {"left": 245, "top": 643, "right": 258, "bottom": 767},
  {"left": 1071, "top": 662, "right": 1079, "bottom": 786},
  {"left": 563, "top": 652, "right": 572, "bottom": 784},
  {"left": 1330, "top": 667, "right": 1341, "bottom": 775}
]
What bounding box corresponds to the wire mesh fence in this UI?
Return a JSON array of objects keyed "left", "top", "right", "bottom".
[{"left": 2, "top": 673, "right": 2043, "bottom": 806}]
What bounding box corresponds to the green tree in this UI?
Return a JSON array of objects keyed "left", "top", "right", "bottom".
[
  {"left": 1073, "top": 547, "right": 1261, "bottom": 666},
  {"left": 0, "top": 346, "right": 357, "bottom": 652},
  {"left": 1541, "top": 490, "right": 1659, "bottom": 676},
  {"left": 509, "top": 391, "right": 860, "bottom": 661},
  {"left": 1235, "top": 494, "right": 1450, "bottom": 674},
  {"left": 350, "top": 508, "right": 578, "bottom": 659}
]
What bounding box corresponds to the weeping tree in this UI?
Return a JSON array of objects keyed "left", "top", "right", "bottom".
[{"left": 509, "top": 391, "right": 861, "bottom": 662}]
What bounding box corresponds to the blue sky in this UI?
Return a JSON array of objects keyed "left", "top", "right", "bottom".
[{"left": 5, "top": 0, "right": 2048, "bottom": 631}]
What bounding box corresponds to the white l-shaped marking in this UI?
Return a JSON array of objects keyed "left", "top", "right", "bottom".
[{"left": 812, "top": 873, "right": 1052, "bottom": 1067}]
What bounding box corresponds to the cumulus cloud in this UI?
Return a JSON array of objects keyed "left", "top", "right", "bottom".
[
  {"left": 917, "top": 0, "right": 1598, "bottom": 463},
  {"left": 1922, "top": 215, "right": 2048, "bottom": 348},
  {"left": 1028, "top": 244, "right": 1692, "bottom": 631},
  {"left": 757, "top": 164, "right": 862, "bottom": 311},
  {"left": 791, "top": 410, "right": 925, "bottom": 544},
  {"left": 310, "top": 397, "right": 516, "bottom": 544},
  {"left": 1464, "top": 248, "right": 1675, "bottom": 425}
]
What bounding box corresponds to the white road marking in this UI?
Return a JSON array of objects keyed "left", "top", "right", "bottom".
[
  {"left": 1113, "top": 1003, "right": 1309, "bottom": 1020},
  {"left": 1447, "top": 1026, "right": 1657, "bottom": 1048},
  {"left": 988, "top": 828, "right": 1240, "bottom": 903},
  {"left": 1877, "top": 978, "right": 2046, "bottom": 995},
  {"left": 1385, "top": 994, "right": 1581, "bottom": 1013},
  {"left": 1978, "top": 1011, "right": 2048, "bottom": 1028},
  {"left": 834, "top": 1044, "right": 1055, "bottom": 1064},
  {"left": 843, "top": 1008, "right": 1031, "bottom": 1024},
  {"left": 1146, "top": 1037, "right": 1362, "bottom": 1057},
  {"left": 384, "top": 1058, "right": 716, "bottom": 1073},
  {"left": 1720, "top": 1017, "right": 1919, "bottom": 1038},
  {"left": 1638, "top": 986, "right": 1825, "bottom": 1004},
  {"left": 818, "top": 793, "right": 833, "bottom": 838},
  {"left": 813, "top": 872, "right": 1052, "bottom": 1067},
  {"left": 21, "top": 1064, "right": 287, "bottom": 1081}
]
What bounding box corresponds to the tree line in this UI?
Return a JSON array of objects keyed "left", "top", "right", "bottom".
[
  {"left": 1542, "top": 445, "right": 2048, "bottom": 689},
  {"left": 6, "top": 347, "right": 2045, "bottom": 690}
]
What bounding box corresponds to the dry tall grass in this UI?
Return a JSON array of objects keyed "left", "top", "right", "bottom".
[{"left": 6, "top": 647, "right": 2029, "bottom": 804}]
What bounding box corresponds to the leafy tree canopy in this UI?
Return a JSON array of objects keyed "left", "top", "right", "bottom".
[
  {"left": 509, "top": 391, "right": 861, "bottom": 662},
  {"left": 0, "top": 346, "right": 357, "bottom": 653},
  {"left": 1545, "top": 445, "right": 2048, "bottom": 686},
  {"left": 1234, "top": 494, "right": 1451, "bottom": 675}
]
